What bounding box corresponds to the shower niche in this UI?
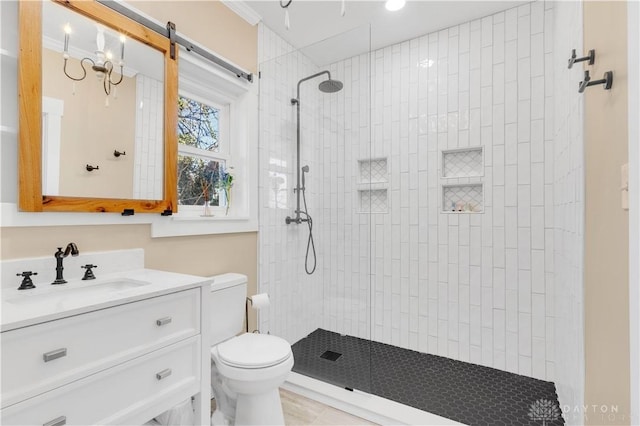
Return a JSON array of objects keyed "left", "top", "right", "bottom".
[
  {"left": 440, "top": 147, "right": 484, "bottom": 213},
  {"left": 358, "top": 158, "right": 388, "bottom": 214},
  {"left": 442, "top": 183, "right": 484, "bottom": 213},
  {"left": 441, "top": 147, "right": 484, "bottom": 178}
]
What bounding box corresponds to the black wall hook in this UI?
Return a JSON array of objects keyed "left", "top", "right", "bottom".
[
  {"left": 578, "top": 70, "right": 613, "bottom": 93},
  {"left": 86, "top": 164, "right": 99, "bottom": 172},
  {"left": 568, "top": 49, "right": 595, "bottom": 69},
  {"left": 113, "top": 150, "right": 126, "bottom": 157}
]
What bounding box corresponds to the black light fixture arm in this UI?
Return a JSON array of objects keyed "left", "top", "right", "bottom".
[
  {"left": 63, "top": 57, "right": 93, "bottom": 81},
  {"left": 63, "top": 57, "right": 124, "bottom": 96},
  {"left": 102, "top": 63, "right": 124, "bottom": 96}
]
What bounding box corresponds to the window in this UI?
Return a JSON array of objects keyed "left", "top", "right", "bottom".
[
  {"left": 177, "top": 96, "right": 229, "bottom": 209},
  {"left": 150, "top": 46, "right": 258, "bottom": 236}
]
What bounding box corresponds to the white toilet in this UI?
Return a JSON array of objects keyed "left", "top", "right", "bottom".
[{"left": 209, "top": 273, "right": 294, "bottom": 425}]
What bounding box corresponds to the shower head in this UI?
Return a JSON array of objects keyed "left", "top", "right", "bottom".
[
  {"left": 318, "top": 79, "right": 343, "bottom": 93},
  {"left": 302, "top": 165, "right": 309, "bottom": 173},
  {"left": 294, "top": 71, "right": 344, "bottom": 102}
]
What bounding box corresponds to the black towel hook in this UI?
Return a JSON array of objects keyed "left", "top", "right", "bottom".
[
  {"left": 578, "top": 70, "right": 613, "bottom": 93},
  {"left": 568, "top": 49, "right": 595, "bottom": 69}
]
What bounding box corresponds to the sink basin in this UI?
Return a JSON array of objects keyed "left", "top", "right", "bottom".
[{"left": 4, "top": 278, "right": 150, "bottom": 307}]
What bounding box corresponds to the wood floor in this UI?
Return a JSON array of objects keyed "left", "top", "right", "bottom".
[
  {"left": 211, "top": 388, "right": 376, "bottom": 425},
  {"left": 279, "top": 388, "right": 376, "bottom": 425}
]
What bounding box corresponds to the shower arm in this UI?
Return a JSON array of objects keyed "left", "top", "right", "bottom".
[
  {"left": 293, "top": 70, "right": 331, "bottom": 103},
  {"left": 288, "top": 70, "right": 333, "bottom": 224}
]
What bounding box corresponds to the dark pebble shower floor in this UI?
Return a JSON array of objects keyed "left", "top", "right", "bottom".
[{"left": 291, "top": 328, "right": 564, "bottom": 425}]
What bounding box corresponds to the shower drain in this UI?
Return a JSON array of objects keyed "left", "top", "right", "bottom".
[{"left": 319, "top": 350, "right": 342, "bottom": 361}]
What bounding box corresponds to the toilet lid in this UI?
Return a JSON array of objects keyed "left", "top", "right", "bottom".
[{"left": 217, "top": 334, "right": 292, "bottom": 369}]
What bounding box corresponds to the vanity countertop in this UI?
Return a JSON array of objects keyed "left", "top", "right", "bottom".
[{"left": 1, "top": 269, "right": 213, "bottom": 332}]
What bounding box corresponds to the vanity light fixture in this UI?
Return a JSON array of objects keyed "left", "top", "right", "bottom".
[
  {"left": 385, "top": 0, "right": 406, "bottom": 12},
  {"left": 62, "top": 24, "right": 126, "bottom": 97}
]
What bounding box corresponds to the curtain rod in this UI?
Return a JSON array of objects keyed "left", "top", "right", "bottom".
[{"left": 96, "top": 0, "right": 253, "bottom": 82}]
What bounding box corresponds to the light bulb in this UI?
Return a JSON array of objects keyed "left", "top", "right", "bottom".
[
  {"left": 106, "top": 50, "right": 113, "bottom": 60},
  {"left": 385, "top": 0, "right": 406, "bottom": 12},
  {"left": 119, "top": 34, "right": 125, "bottom": 60},
  {"left": 63, "top": 24, "right": 71, "bottom": 54}
]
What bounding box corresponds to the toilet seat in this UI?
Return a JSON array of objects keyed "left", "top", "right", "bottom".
[{"left": 216, "top": 333, "right": 292, "bottom": 369}]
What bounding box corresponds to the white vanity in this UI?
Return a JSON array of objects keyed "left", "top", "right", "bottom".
[{"left": 0, "top": 249, "right": 212, "bottom": 425}]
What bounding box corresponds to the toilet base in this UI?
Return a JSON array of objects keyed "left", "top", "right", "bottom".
[{"left": 233, "top": 388, "right": 285, "bottom": 425}]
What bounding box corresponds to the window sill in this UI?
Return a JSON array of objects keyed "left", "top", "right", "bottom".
[
  {"left": 150, "top": 213, "right": 257, "bottom": 237},
  {"left": 170, "top": 215, "right": 251, "bottom": 222}
]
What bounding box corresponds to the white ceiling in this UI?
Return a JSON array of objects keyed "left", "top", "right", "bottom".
[{"left": 245, "top": 0, "right": 527, "bottom": 65}]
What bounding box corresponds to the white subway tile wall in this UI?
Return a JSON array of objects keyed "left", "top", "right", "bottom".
[
  {"left": 257, "top": 24, "right": 326, "bottom": 344},
  {"left": 258, "top": 1, "right": 583, "bottom": 387},
  {"left": 551, "top": 0, "right": 585, "bottom": 423},
  {"left": 133, "top": 74, "right": 164, "bottom": 200}
]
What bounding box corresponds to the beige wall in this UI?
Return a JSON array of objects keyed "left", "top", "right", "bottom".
[
  {"left": 583, "top": 2, "right": 630, "bottom": 424},
  {"left": 132, "top": 1, "right": 258, "bottom": 74},
  {"left": 3, "top": 1, "right": 259, "bottom": 328},
  {"left": 42, "top": 48, "right": 137, "bottom": 199},
  {"left": 0, "top": 226, "right": 259, "bottom": 329}
]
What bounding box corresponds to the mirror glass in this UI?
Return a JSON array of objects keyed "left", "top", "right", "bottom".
[{"left": 41, "top": 0, "right": 164, "bottom": 200}]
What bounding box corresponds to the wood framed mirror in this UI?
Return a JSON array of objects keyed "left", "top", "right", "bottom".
[{"left": 18, "top": 0, "right": 177, "bottom": 213}]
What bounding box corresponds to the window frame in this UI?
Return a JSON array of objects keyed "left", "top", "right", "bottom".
[{"left": 172, "top": 45, "right": 252, "bottom": 221}]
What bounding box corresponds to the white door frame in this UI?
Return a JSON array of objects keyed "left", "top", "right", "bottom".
[{"left": 628, "top": 1, "right": 639, "bottom": 424}]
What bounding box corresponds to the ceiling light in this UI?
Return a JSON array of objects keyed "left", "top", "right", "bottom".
[{"left": 385, "top": 0, "right": 406, "bottom": 12}]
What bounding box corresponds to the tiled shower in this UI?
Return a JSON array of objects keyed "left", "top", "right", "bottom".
[{"left": 258, "top": 0, "right": 584, "bottom": 422}]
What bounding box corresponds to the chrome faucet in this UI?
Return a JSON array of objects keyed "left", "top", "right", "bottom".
[{"left": 52, "top": 243, "right": 79, "bottom": 285}]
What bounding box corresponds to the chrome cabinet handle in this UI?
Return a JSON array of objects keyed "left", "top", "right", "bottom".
[
  {"left": 156, "top": 317, "right": 172, "bottom": 326},
  {"left": 156, "top": 368, "right": 172, "bottom": 381},
  {"left": 43, "top": 416, "right": 66, "bottom": 426},
  {"left": 43, "top": 348, "right": 67, "bottom": 362}
]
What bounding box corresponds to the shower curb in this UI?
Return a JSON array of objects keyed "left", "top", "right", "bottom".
[{"left": 282, "top": 372, "right": 463, "bottom": 426}]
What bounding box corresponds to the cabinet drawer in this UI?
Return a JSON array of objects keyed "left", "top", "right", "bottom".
[
  {"left": 1, "top": 288, "right": 200, "bottom": 408},
  {"left": 1, "top": 336, "right": 200, "bottom": 426}
]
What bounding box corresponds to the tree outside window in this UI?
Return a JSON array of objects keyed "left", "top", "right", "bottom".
[{"left": 177, "top": 96, "right": 225, "bottom": 207}]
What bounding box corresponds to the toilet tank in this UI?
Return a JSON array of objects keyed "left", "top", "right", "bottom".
[{"left": 209, "top": 273, "right": 248, "bottom": 346}]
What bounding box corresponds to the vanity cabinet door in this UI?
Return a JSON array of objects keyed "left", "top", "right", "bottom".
[
  {"left": 1, "top": 336, "right": 200, "bottom": 426},
  {"left": 1, "top": 288, "right": 200, "bottom": 408}
]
